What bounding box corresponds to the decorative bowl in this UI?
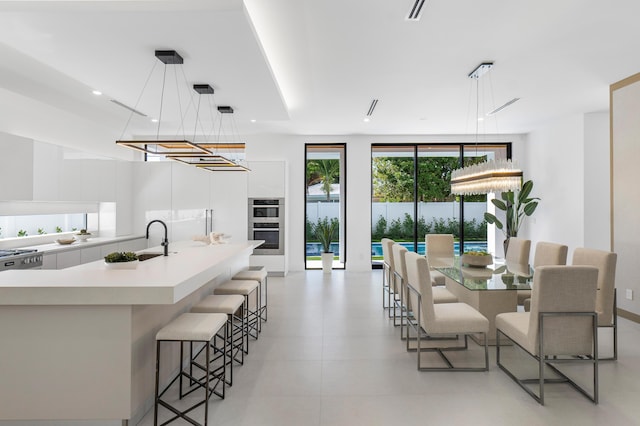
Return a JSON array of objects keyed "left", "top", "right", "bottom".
[
  {"left": 461, "top": 253, "right": 493, "bottom": 268},
  {"left": 56, "top": 238, "right": 76, "bottom": 245},
  {"left": 76, "top": 233, "right": 91, "bottom": 242},
  {"left": 104, "top": 260, "right": 139, "bottom": 270}
]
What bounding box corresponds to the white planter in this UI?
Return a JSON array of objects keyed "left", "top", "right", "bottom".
[
  {"left": 104, "top": 260, "right": 139, "bottom": 270},
  {"left": 321, "top": 252, "right": 333, "bottom": 273}
]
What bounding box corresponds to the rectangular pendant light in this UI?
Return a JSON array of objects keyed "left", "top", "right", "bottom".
[{"left": 115, "top": 140, "right": 211, "bottom": 155}]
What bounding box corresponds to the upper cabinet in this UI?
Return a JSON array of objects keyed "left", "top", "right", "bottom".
[
  {"left": 247, "top": 161, "right": 286, "bottom": 198},
  {"left": 0, "top": 132, "right": 35, "bottom": 200}
]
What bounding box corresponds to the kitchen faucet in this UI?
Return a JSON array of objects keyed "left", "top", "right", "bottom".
[{"left": 146, "top": 220, "right": 169, "bottom": 256}]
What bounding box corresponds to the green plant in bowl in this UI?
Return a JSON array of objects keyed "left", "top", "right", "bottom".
[{"left": 104, "top": 252, "right": 139, "bottom": 263}]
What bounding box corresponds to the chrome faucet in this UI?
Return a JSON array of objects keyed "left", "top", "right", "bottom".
[{"left": 146, "top": 220, "right": 169, "bottom": 256}]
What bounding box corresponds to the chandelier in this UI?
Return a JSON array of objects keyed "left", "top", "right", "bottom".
[{"left": 450, "top": 62, "right": 522, "bottom": 195}]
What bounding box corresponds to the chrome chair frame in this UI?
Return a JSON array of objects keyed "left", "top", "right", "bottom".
[{"left": 496, "top": 311, "right": 598, "bottom": 405}]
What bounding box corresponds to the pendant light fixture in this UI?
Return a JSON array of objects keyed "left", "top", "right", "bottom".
[
  {"left": 115, "top": 49, "right": 249, "bottom": 171},
  {"left": 450, "top": 62, "right": 522, "bottom": 195}
]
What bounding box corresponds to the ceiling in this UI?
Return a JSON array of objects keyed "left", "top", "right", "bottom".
[{"left": 1, "top": 0, "right": 639, "bottom": 159}]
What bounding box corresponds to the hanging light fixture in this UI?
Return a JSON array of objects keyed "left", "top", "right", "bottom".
[
  {"left": 114, "top": 50, "right": 248, "bottom": 171},
  {"left": 450, "top": 62, "right": 522, "bottom": 195}
]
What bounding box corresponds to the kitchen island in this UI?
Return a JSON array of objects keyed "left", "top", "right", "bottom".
[{"left": 0, "top": 240, "right": 262, "bottom": 425}]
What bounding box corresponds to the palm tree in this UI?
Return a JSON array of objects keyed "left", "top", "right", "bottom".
[{"left": 307, "top": 159, "right": 339, "bottom": 201}]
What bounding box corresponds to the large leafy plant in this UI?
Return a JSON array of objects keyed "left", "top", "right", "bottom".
[
  {"left": 313, "top": 217, "right": 339, "bottom": 253},
  {"left": 484, "top": 180, "right": 540, "bottom": 238}
]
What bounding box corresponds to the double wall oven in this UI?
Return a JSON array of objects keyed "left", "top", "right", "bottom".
[{"left": 249, "top": 198, "right": 284, "bottom": 255}]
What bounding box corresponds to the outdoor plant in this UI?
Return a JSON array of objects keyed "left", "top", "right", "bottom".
[
  {"left": 17, "top": 230, "right": 27, "bottom": 237},
  {"left": 37, "top": 228, "right": 46, "bottom": 235},
  {"left": 55, "top": 226, "right": 63, "bottom": 233},
  {"left": 484, "top": 180, "right": 540, "bottom": 238},
  {"left": 104, "top": 252, "right": 139, "bottom": 263},
  {"left": 313, "top": 217, "right": 338, "bottom": 253}
]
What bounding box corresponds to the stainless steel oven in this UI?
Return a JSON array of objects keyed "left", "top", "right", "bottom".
[{"left": 249, "top": 198, "right": 284, "bottom": 255}]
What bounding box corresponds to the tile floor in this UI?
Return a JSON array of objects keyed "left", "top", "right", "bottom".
[{"left": 140, "top": 270, "right": 640, "bottom": 426}]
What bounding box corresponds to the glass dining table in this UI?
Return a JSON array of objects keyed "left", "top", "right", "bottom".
[{"left": 434, "top": 256, "right": 533, "bottom": 345}]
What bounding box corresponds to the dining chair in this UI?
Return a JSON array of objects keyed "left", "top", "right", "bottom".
[
  {"left": 404, "top": 251, "right": 489, "bottom": 371},
  {"left": 521, "top": 241, "right": 568, "bottom": 310},
  {"left": 496, "top": 265, "right": 599, "bottom": 405},
  {"left": 381, "top": 238, "right": 397, "bottom": 314},
  {"left": 505, "top": 237, "right": 531, "bottom": 264},
  {"left": 392, "top": 244, "right": 457, "bottom": 336},
  {"left": 572, "top": 247, "right": 618, "bottom": 360},
  {"left": 425, "top": 234, "right": 455, "bottom": 286}
]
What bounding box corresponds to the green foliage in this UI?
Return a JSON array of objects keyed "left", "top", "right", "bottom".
[
  {"left": 484, "top": 180, "right": 540, "bottom": 238},
  {"left": 56, "top": 226, "right": 63, "bottom": 233},
  {"left": 104, "top": 252, "right": 139, "bottom": 263},
  {"left": 312, "top": 217, "right": 339, "bottom": 253},
  {"left": 307, "top": 159, "right": 340, "bottom": 201},
  {"left": 37, "top": 228, "right": 46, "bottom": 235},
  {"left": 371, "top": 216, "right": 486, "bottom": 241},
  {"left": 17, "top": 230, "right": 27, "bottom": 237}
]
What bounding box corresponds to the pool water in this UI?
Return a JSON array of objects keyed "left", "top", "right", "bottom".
[{"left": 305, "top": 241, "right": 487, "bottom": 257}]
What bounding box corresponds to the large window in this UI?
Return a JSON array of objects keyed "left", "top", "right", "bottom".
[
  {"left": 371, "top": 143, "right": 510, "bottom": 266},
  {"left": 305, "top": 144, "right": 346, "bottom": 270}
]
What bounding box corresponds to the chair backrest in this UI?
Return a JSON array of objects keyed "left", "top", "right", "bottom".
[
  {"left": 533, "top": 241, "right": 568, "bottom": 268},
  {"left": 572, "top": 248, "right": 618, "bottom": 325},
  {"left": 381, "top": 238, "right": 395, "bottom": 270},
  {"left": 505, "top": 237, "right": 531, "bottom": 264},
  {"left": 528, "top": 265, "right": 598, "bottom": 356},
  {"left": 426, "top": 234, "right": 454, "bottom": 267},
  {"left": 392, "top": 244, "right": 411, "bottom": 309},
  {"left": 405, "top": 251, "right": 435, "bottom": 330}
]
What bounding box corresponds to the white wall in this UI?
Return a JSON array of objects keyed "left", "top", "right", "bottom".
[
  {"left": 523, "top": 114, "right": 586, "bottom": 251},
  {"left": 583, "top": 111, "right": 611, "bottom": 251}
]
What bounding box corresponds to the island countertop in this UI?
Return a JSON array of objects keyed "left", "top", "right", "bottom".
[{"left": 0, "top": 240, "right": 263, "bottom": 305}]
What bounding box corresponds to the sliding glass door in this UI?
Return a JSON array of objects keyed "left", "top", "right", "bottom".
[{"left": 371, "top": 143, "right": 510, "bottom": 267}]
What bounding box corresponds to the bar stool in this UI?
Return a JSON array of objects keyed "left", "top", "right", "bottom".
[
  {"left": 233, "top": 266, "right": 268, "bottom": 324},
  {"left": 154, "top": 312, "right": 227, "bottom": 426},
  {"left": 214, "top": 280, "right": 260, "bottom": 340},
  {"left": 192, "top": 294, "right": 246, "bottom": 385}
]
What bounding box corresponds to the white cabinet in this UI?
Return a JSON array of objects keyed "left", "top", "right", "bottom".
[
  {"left": 100, "top": 243, "right": 119, "bottom": 257},
  {"left": 0, "top": 133, "right": 34, "bottom": 200},
  {"left": 56, "top": 250, "right": 81, "bottom": 269},
  {"left": 209, "top": 171, "right": 248, "bottom": 243},
  {"left": 42, "top": 253, "right": 57, "bottom": 270},
  {"left": 80, "top": 246, "right": 102, "bottom": 264},
  {"left": 247, "top": 161, "right": 286, "bottom": 198}
]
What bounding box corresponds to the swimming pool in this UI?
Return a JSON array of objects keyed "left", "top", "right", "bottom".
[{"left": 305, "top": 241, "right": 487, "bottom": 257}]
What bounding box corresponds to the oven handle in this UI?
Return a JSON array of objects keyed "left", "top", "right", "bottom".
[{"left": 253, "top": 228, "right": 280, "bottom": 232}]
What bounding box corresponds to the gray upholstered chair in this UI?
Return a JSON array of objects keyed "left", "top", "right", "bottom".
[
  {"left": 381, "top": 238, "right": 396, "bottom": 311},
  {"left": 425, "top": 234, "right": 455, "bottom": 286},
  {"left": 521, "top": 241, "right": 569, "bottom": 310},
  {"left": 572, "top": 248, "right": 618, "bottom": 360},
  {"left": 505, "top": 237, "right": 531, "bottom": 264},
  {"left": 404, "top": 251, "right": 489, "bottom": 371},
  {"left": 496, "top": 265, "right": 599, "bottom": 405},
  {"left": 392, "top": 244, "right": 457, "bottom": 337}
]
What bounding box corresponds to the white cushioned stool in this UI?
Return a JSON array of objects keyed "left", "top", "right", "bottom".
[
  {"left": 214, "top": 280, "right": 260, "bottom": 340},
  {"left": 192, "top": 295, "right": 246, "bottom": 384},
  {"left": 233, "top": 266, "right": 268, "bottom": 324},
  {"left": 154, "top": 312, "right": 227, "bottom": 426}
]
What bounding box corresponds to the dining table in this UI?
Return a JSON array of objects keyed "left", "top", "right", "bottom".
[{"left": 434, "top": 256, "right": 533, "bottom": 345}]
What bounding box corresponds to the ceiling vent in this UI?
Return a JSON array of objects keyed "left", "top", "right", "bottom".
[
  {"left": 407, "top": 0, "right": 427, "bottom": 20},
  {"left": 487, "top": 98, "right": 521, "bottom": 116},
  {"left": 109, "top": 99, "right": 147, "bottom": 117},
  {"left": 366, "top": 99, "right": 379, "bottom": 117}
]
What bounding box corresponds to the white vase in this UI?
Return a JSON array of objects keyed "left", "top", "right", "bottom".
[{"left": 321, "top": 252, "right": 333, "bottom": 273}]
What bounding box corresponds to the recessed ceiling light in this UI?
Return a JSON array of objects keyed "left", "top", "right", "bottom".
[
  {"left": 363, "top": 117, "right": 371, "bottom": 122},
  {"left": 250, "top": 119, "right": 256, "bottom": 123},
  {"left": 477, "top": 117, "right": 484, "bottom": 122},
  {"left": 150, "top": 118, "right": 158, "bottom": 123},
  {"left": 92, "top": 90, "right": 102, "bottom": 96}
]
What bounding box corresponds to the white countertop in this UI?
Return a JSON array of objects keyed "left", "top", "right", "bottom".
[
  {"left": 17, "top": 234, "right": 146, "bottom": 255},
  {"left": 0, "top": 240, "right": 262, "bottom": 306}
]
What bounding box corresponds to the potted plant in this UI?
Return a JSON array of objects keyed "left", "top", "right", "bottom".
[
  {"left": 104, "top": 251, "right": 139, "bottom": 269},
  {"left": 76, "top": 228, "right": 92, "bottom": 242},
  {"left": 461, "top": 250, "right": 493, "bottom": 267},
  {"left": 484, "top": 179, "right": 540, "bottom": 254},
  {"left": 313, "top": 217, "right": 338, "bottom": 273}
]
